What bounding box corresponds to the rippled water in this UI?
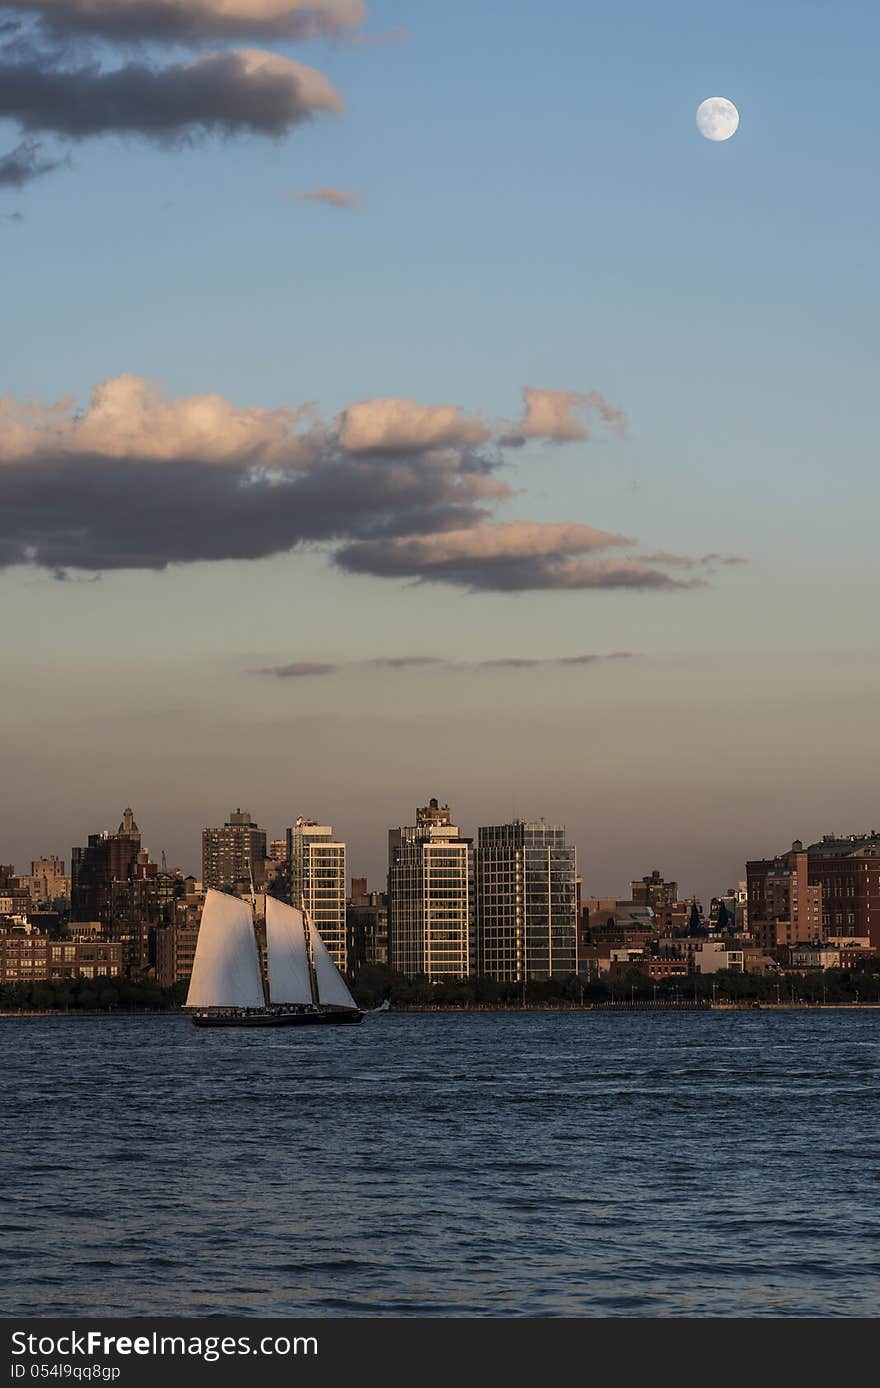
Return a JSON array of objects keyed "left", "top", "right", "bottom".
[{"left": 2, "top": 1010, "right": 879, "bottom": 1316}]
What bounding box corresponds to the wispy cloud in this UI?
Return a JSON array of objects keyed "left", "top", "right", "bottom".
[
  {"left": 255, "top": 652, "right": 636, "bottom": 678},
  {"left": 292, "top": 185, "right": 360, "bottom": 208},
  {"left": 640, "top": 551, "right": 748, "bottom": 570},
  {"left": 365, "top": 656, "right": 447, "bottom": 669},
  {"left": 335, "top": 521, "right": 701, "bottom": 592},
  {"left": 257, "top": 660, "right": 339, "bottom": 677},
  {"left": 0, "top": 138, "right": 66, "bottom": 187}
]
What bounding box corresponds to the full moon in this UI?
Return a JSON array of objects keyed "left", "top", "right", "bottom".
[{"left": 696, "top": 96, "right": 739, "bottom": 142}]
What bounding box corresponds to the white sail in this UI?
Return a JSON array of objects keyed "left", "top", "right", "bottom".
[
  {"left": 185, "top": 890, "right": 265, "bottom": 1009},
  {"left": 308, "top": 914, "right": 359, "bottom": 1010},
  {"left": 265, "top": 897, "right": 314, "bottom": 1006}
]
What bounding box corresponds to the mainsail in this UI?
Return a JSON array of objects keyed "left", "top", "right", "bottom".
[
  {"left": 185, "top": 890, "right": 265, "bottom": 1009},
  {"left": 265, "top": 897, "right": 313, "bottom": 1006},
  {"left": 308, "top": 915, "right": 359, "bottom": 1010}
]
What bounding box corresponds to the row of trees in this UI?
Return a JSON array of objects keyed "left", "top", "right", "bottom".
[
  {"left": 0, "top": 977, "right": 186, "bottom": 1012},
  {"left": 3, "top": 962, "right": 878, "bottom": 1012},
  {"left": 351, "top": 960, "right": 880, "bottom": 1008}
]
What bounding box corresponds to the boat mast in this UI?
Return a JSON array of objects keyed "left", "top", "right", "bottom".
[
  {"left": 250, "top": 860, "right": 270, "bottom": 1008},
  {"left": 301, "top": 893, "right": 320, "bottom": 1006}
]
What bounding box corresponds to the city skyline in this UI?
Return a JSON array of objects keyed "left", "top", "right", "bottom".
[{"left": 6, "top": 795, "right": 880, "bottom": 914}]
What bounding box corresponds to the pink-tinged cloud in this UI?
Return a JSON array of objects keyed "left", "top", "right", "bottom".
[
  {"left": 337, "top": 397, "right": 492, "bottom": 454},
  {"left": 341, "top": 520, "right": 634, "bottom": 566},
  {"left": 0, "top": 376, "right": 508, "bottom": 572},
  {"left": 0, "top": 375, "right": 319, "bottom": 465},
  {"left": 499, "top": 386, "right": 626, "bottom": 446},
  {"left": 0, "top": 376, "right": 740, "bottom": 595},
  {"left": 294, "top": 185, "right": 360, "bottom": 208},
  {"left": 335, "top": 521, "right": 700, "bottom": 592},
  {"left": 3, "top": 0, "right": 367, "bottom": 42}
]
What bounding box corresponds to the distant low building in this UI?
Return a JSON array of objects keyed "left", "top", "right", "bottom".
[
  {"left": 154, "top": 890, "right": 205, "bottom": 988},
  {"left": 747, "top": 842, "right": 824, "bottom": 953},
  {"left": 346, "top": 886, "right": 389, "bottom": 971},
  {"left": 23, "top": 856, "right": 70, "bottom": 907},
  {"left": 0, "top": 926, "right": 123, "bottom": 985},
  {"left": 630, "top": 870, "right": 679, "bottom": 930},
  {"left": 805, "top": 833, "right": 880, "bottom": 951}
]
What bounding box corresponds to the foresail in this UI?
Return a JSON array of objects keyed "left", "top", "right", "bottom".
[
  {"left": 265, "top": 897, "right": 314, "bottom": 1006},
  {"left": 309, "top": 916, "right": 359, "bottom": 1010},
  {"left": 185, "top": 890, "right": 264, "bottom": 1009}
]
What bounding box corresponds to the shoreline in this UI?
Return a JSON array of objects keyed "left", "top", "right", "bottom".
[{"left": 1, "top": 1002, "right": 878, "bottom": 1018}]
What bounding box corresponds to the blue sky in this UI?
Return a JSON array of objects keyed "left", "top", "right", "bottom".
[{"left": 2, "top": 0, "right": 878, "bottom": 896}]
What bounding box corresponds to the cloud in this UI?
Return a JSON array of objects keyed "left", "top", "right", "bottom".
[
  {"left": 0, "top": 375, "right": 507, "bottom": 572},
  {"left": 365, "top": 656, "right": 447, "bottom": 669},
  {"left": 2, "top": 0, "right": 367, "bottom": 42},
  {"left": 0, "top": 374, "right": 320, "bottom": 465},
  {"left": 0, "top": 138, "right": 66, "bottom": 187},
  {"left": 641, "top": 551, "right": 748, "bottom": 570},
  {"left": 700, "top": 552, "right": 748, "bottom": 566},
  {"left": 0, "top": 47, "right": 344, "bottom": 142},
  {"left": 499, "top": 386, "right": 626, "bottom": 446},
  {"left": 337, "top": 397, "right": 491, "bottom": 454},
  {"left": 293, "top": 185, "right": 360, "bottom": 208},
  {"left": 257, "top": 660, "right": 339, "bottom": 677},
  {"left": 0, "top": 375, "right": 738, "bottom": 594},
  {"left": 255, "top": 652, "right": 637, "bottom": 677},
  {"left": 335, "top": 521, "right": 704, "bottom": 592}
]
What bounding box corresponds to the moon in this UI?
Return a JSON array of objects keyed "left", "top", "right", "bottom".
[{"left": 696, "top": 97, "right": 739, "bottom": 142}]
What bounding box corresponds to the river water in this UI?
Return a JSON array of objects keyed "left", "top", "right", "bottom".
[{"left": 2, "top": 1010, "right": 878, "bottom": 1316}]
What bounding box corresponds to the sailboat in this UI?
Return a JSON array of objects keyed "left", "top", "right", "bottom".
[{"left": 185, "top": 889, "right": 363, "bottom": 1028}]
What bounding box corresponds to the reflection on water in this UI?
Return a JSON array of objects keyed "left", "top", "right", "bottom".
[{"left": 2, "top": 1010, "right": 878, "bottom": 1316}]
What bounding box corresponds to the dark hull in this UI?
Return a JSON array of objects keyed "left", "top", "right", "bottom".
[{"left": 190, "top": 1008, "right": 364, "bottom": 1029}]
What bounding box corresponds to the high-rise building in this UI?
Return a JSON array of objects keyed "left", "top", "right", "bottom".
[
  {"left": 201, "top": 809, "right": 267, "bottom": 892},
  {"left": 268, "top": 839, "right": 287, "bottom": 863},
  {"left": 287, "top": 819, "right": 347, "bottom": 970},
  {"left": 71, "top": 808, "right": 142, "bottom": 920},
  {"left": 475, "top": 820, "right": 577, "bottom": 981},
  {"left": 388, "top": 800, "right": 470, "bottom": 980},
  {"left": 70, "top": 809, "right": 160, "bottom": 971}
]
